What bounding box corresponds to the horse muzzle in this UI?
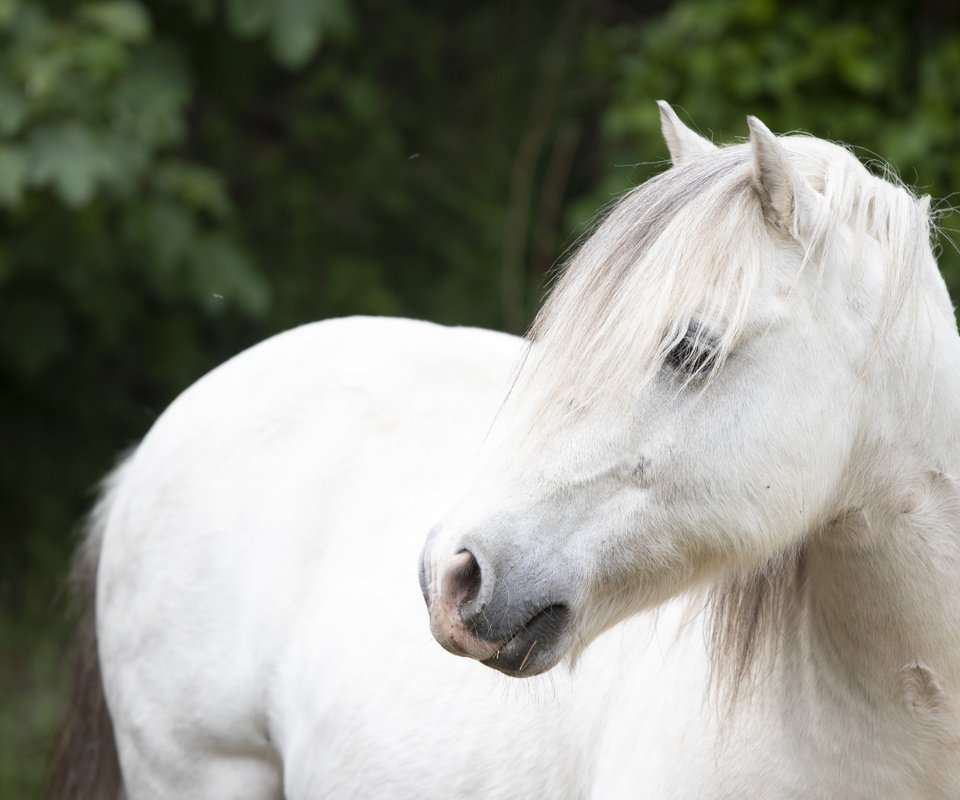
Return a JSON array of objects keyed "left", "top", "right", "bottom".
[{"left": 419, "top": 540, "right": 573, "bottom": 677}]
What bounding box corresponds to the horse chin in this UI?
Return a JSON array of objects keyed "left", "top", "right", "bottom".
[{"left": 478, "top": 603, "right": 572, "bottom": 678}]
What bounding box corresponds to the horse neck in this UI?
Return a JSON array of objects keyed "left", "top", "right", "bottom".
[
  {"left": 778, "top": 311, "right": 960, "bottom": 778},
  {"left": 803, "top": 482, "right": 960, "bottom": 693}
]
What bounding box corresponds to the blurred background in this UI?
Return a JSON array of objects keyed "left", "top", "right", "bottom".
[{"left": 2, "top": 0, "right": 959, "bottom": 793}]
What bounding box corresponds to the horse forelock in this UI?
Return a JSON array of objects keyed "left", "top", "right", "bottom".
[
  {"left": 522, "top": 131, "right": 937, "bottom": 426},
  {"left": 524, "top": 148, "right": 763, "bottom": 417}
]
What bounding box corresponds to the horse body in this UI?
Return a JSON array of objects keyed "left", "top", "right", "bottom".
[
  {"left": 53, "top": 107, "right": 960, "bottom": 798},
  {"left": 87, "top": 315, "right": 960, "bottom": 799},
  {"left": 95, "top": 318, "right": 583, "bottom": 798}
]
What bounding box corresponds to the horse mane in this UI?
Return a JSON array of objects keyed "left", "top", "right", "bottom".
[
  {"left": 703, "top": 546, "right": 807, "bottom": 708},
  {"left": 526, "top": 130, "right": 938, "bottom": 700}
]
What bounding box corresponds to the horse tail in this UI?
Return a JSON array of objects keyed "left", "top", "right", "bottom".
[{"left": 49, "top": 459, "right": 131, "bottom": 800}]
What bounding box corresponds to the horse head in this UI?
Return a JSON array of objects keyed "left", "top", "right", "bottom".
[{"left": 420, "top": 104, "right": 948, "bottom": 680}]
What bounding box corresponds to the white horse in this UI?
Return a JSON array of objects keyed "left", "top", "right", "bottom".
[{"left": 51, "top": 105, "right": 960, "bottom": 799}]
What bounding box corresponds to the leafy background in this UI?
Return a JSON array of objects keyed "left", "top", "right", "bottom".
[{"left": 2, "top": 0, "right": 959, "bottom": 793}]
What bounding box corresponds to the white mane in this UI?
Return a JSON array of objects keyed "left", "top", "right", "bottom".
[{"left": 526, "top": 135, "right": 936, "bottom": 418}]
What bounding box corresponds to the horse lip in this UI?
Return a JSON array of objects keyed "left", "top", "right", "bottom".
[{"left": 479, "top": 603, "right": 571, "bottom": 677}]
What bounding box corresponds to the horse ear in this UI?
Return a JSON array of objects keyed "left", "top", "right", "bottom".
[
  {"left": 746, "top": 115, "right": 819, "bottom": 239},
  {"left": 657, "top": 101, "right": 716, "bottom": 165}
]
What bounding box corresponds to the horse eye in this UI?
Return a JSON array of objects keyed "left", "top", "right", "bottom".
[{"left": 665, "top": 330, "right": 716, "bottom": 377}]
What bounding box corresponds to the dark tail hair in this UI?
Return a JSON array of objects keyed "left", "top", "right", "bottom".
[{"left": 49, "top": 464, "right": 130, "bottom": 800}]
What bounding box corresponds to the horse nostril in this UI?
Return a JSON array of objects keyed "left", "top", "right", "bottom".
[
  {"left": 440, "top": 549, "right": 483, "bottom": 617},
  {"left": 452, "top": 551, "right": 482, "bottom": 606},
  {"left": 437, "top": 547, "right": 499, "bottom": 636}
]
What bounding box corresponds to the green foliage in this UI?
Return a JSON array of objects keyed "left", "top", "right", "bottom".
[
  {"left": 175, "top": 0, "right": 353, "bottom": 67},
  {"left": 3, "top": 0, "right": 960, "bottom": 795},
  {"left": 0, "top": 1, "right": 265, "bottom": 318}
]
